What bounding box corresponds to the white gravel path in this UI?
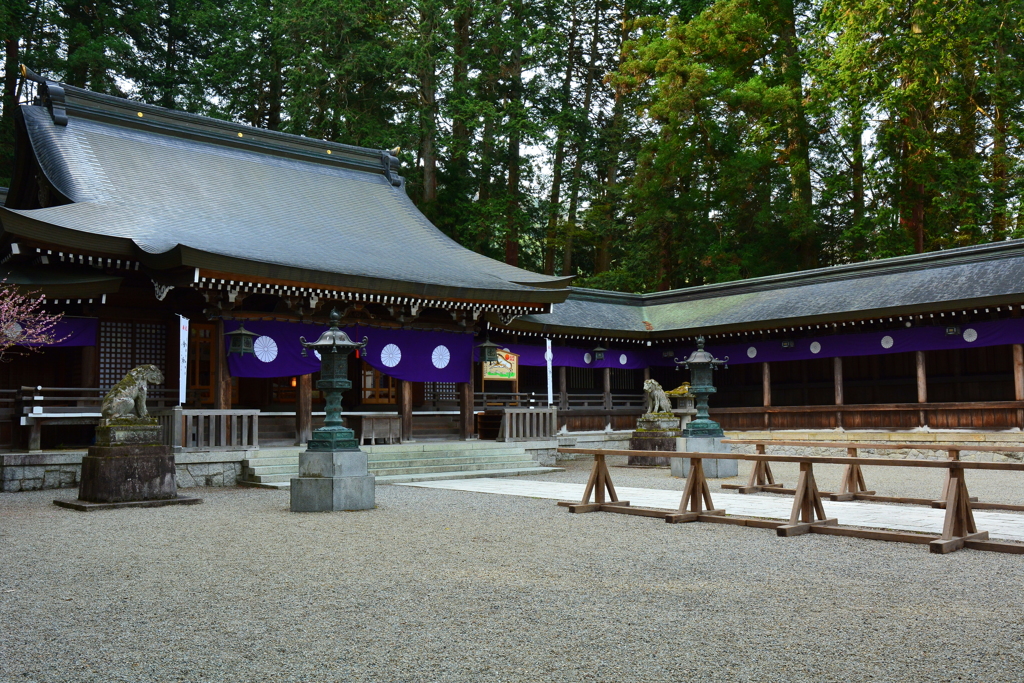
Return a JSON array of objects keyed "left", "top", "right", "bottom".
[{"left": 2, "top": 462, "right": 1024, "bottom": 683}]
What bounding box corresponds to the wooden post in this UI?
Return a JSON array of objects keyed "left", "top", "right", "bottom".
[
  {"left": 830, "top": 447, "right": 875, "bottom": 501},
  {"left": 930, "top": 466, "right": 989, "bottom": 554},
  {"left": 735, "top": 443, "right": 783, "bottom": 493},
  {"left": 916, "top": 350, "right": 927, "bottom": 427},
  {"left": 457, "top": 381, "right": 472, "bottom": 440},
  {"left": 295, "top": 374, "right": 312, "bottom": 445},
  {"left": 762, "top": 362, "right": 771, "bottom": 430},
  {"left": 558, "top": 365, "right": 567, "bottom": 410},
  {"left": 833, "top": 356, "right": 843, "bottom": 429},
  {"left": 557, "top": 453, "right": 630, "bottom": 513},
  {"left": 1014, "top": 344, "right": 1024, "bottom": 429},
  {"left": 214, "top": 320, "right": 232, "bottom": 410},
  {"left": 602, "top": 366, "right": 612, "bottom": 429},
  {"left": 82, "top": 345, "right": 99, "bottom": 390},
  {"left": 400, "top": 379, "right": 414, "bottom": 442},
  {"left": 643, "top": 366, "right": 651, "bottom": 382},
  {"left": 776, "top": 462, "right": 838, "bottom": 536},
  {"left": 671, "top": 458, "right": 724, "bottom": 520}
]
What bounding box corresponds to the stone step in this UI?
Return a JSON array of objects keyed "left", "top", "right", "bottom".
[
  {"left": 367, "top": 454, "right": 534, "bottom": 469},
  {"left": 242, "top": 456, "right": 299, "bottom": 468},
  {"left": 241, "top": 466, "right": 563, "bottom": 489},
  {"left": 372, "top": 459, "right": 538, "bottom": 475},
  {"left": 244, "top": 464, "right": 299, "bottom": 476},
  {"left": 247, "top": 457, "right": 539, "bottom": 480},
  {"left": 362, "top": 441, "right": 533, "bottom": 454}
]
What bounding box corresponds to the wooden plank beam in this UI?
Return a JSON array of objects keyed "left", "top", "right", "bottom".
[{"left": 555, "top": 448, "right": 1024, "bottom": 470}]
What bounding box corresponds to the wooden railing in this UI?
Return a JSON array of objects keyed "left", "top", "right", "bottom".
[
  {"left": 556, "top": 446, "right": 1024, "bottom": 555},
  {"left": 16, "top": 386, "right": 179, "bottom": 451},
  {"left": 496, "top": 408, "right": 558, "bottom": 442},
  {"left": 476, "top": 392, "right": 551, "bottom": 409},
  {"left": 709, "top": 401, "right": 1024, "bottom": 431},
  {"left": 156, "top": 407, "right": 259, "bottom": 451}
]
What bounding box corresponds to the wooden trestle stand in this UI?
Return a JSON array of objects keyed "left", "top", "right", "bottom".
[{"left": 556, "top": 447, "right": 1024, "bottom": 555}]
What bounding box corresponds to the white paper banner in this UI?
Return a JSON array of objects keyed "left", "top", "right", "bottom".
[{"left": 178, "top": 315, "right": 189, "bottom": 405}]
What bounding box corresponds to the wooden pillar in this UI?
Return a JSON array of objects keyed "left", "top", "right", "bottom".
[
  {"left": 400, "top": 380, "right": 414, "bottom": 441},
  {"left": 214, "top": 320, "right": 232, "bottom": 410},
  {"left": 1013, "top": 344, "right": 1023, "bottom": 429},
  {"left": 82, "top": 345, "right": 99, "bottom": 389},
  {"left": 602, "top": 366, "right": 612, "bottom": 408},
  {"left": 295, "top": 374, "right": 312, "bottom": 445},
  {"left": 457, "top": 381, "right": 473, "bottom": 440},
  {"left": 916, "top": 350, "right": 927, "bottom": 428},
  {"left": 833, "top": 356, "right": 843, "bottom": 429},
  {"left": 559, "top": 365, "right": 567, "bottom": 409},
  {"left": 643, "top": 366, "right": 651, "bottom": 381},
  {"left": 762, "top": 362, "right": 771, "bottom": 430}
]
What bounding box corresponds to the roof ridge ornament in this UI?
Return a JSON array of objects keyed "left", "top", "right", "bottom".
[
  {"left": 20, "top": 65, "right": 67, "bottom": 126},
  {"left": 380, "top": 147, "right": 403, "bottom": 187}
]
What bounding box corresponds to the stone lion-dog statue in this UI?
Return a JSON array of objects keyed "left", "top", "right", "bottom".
[
  {"left": 643, "top": 378, "right": 673, "bottom": 415},
  {"left": 101, "top": 364, "right": 165, "bottom": 419}
]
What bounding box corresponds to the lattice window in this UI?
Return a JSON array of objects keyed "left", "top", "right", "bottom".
[
  {"left": 423, "top": 381, "right": 457, "bottom": 402},
  {"left": 99, "top": 321, "right": 167, "bottom": 390}
]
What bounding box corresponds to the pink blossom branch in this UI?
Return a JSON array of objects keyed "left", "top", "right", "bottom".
[{"left": 0, "top": 281, "right": 67, "bottom": 360}]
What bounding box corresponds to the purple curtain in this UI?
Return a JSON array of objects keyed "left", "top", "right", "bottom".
[
  {"left": 475, "top": 343, "right": 649, "bottom": 370},
  {"left": 224, "top": 320, "right": 473, "bottom": 382},
  {"left": 20, "top": 317, "right": 98, "bottom": 347},
  {"left": 647, "top": 317, "right": 1024, "bottom": 367}
]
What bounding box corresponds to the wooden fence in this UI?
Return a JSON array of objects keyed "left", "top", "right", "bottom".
[
  {"left": 496, "top": 408, "right": 558, "bottom": 442},
  {"left": 156, "top": 407, "right": 260, "bottom": 451},
  {"left": 556, "top": 446, "right": 1024, "bottom": 555}
]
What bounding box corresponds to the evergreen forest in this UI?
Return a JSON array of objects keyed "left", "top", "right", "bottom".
[{"left": 1, "top": 0, "right": 1022, "bottom": 293}]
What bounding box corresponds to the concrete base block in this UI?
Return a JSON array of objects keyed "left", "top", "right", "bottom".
[
  {"left": 671, "top": 436, "right": 738, "bottom": 478},
  {"left": 290, "top": 474, "right": 375, "bottom": 512},
  {"left": 299, "top": 449, "right": 368, "bottom": 478}
]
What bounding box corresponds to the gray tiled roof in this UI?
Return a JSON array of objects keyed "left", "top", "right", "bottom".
[
  {"left": 517, "top": 241, "right": 1024, "bottom": 337},
  {"left": 1, "top": 86, "right": 570, "bottom": 305}
]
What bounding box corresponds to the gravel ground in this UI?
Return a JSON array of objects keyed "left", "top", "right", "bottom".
[{"left": 3, "top": 463, "right": 1024, "bottom": 683}]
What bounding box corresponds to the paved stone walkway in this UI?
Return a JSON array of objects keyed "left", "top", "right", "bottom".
[{"left": 397, "top": 478, "right": 1024, "bottom": 542}]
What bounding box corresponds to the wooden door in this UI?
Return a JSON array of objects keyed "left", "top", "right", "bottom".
[
  {"left": 361, "top": 362, "right": 397, "bottom": 404},
  {"left": 188, "top": 324, "right": 216, "bottom": 405}
]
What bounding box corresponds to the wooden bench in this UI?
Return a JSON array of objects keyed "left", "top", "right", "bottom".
[
  {"left": 358, "top": 415, "right": 402, "bottom": 445},
  {"left": 17, "top": 386, "right": 177, "bottom": 451},
  {"left": 556, "top": 447, "right": 1024, "bottom": 555}
]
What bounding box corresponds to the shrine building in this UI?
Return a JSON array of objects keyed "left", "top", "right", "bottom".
[{"left": 5, "top": 74, "right": 1024, "bottom": 489}]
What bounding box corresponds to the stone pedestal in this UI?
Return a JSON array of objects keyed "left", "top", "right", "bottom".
[
  {"left": 55, "top": 419, "right": 201, "bottom": 510},
  {"left": 628, "top": 413, "right": 682, "bottom": 465},
  {"left": 80, "top": 445, "right": 177, "bottom": 502},
  {"left": 671, "top": 436, "right": 738, "bottom": 479},
  {"left": 94, "top": 418, "right": 162, "bottom": 447},
  {"left": 290, "top": 447, "right": 375, "bottom": 512}
]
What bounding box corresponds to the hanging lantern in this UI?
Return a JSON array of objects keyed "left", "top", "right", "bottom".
[
  {"left": 476, "top": 336, "right": 500, "bottom": 363},
  {"left": 224, "top": 321, "right": 259, "bottom": 357},
  {"left": 593, "top": 344, "right": 606, "bottom": 361}
]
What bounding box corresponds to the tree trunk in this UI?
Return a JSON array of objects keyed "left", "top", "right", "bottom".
[
  {"left": 504, "top": 0, "right": 524, "bottom": 267},
  {"left": 777, "top": 0, "right": 815, "bottom": 268},
  {"left": 419, "top": 3, "right": 438, "bottom": 206},
  {"left": 544, "top": 7, "right": 580, "bottom": 275},
  {"left": 562, "top": 4, "right": 602, "bottom": 277}
]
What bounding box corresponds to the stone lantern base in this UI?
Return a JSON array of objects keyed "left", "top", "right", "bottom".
[
  {"left": 671, "top": 436, "right": 738, "bottom": 479},
  {"left": 290, "top": 447, "right": 375, "bottom": 512}
]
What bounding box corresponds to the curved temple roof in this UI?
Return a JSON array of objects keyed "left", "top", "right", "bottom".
[
  {"left": 0, "top": 84, "right": 571, "bottom": 306},
  {"left": 516, "top": 240, "right": 1024, "bottom": 338}
]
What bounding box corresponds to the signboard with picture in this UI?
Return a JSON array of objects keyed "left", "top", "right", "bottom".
[
  {"left": 481, "top": 349, "right": 519, "bottom": 395},
  {"left": 483, "top": 350, "right": 518, "bottom": 380}
]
